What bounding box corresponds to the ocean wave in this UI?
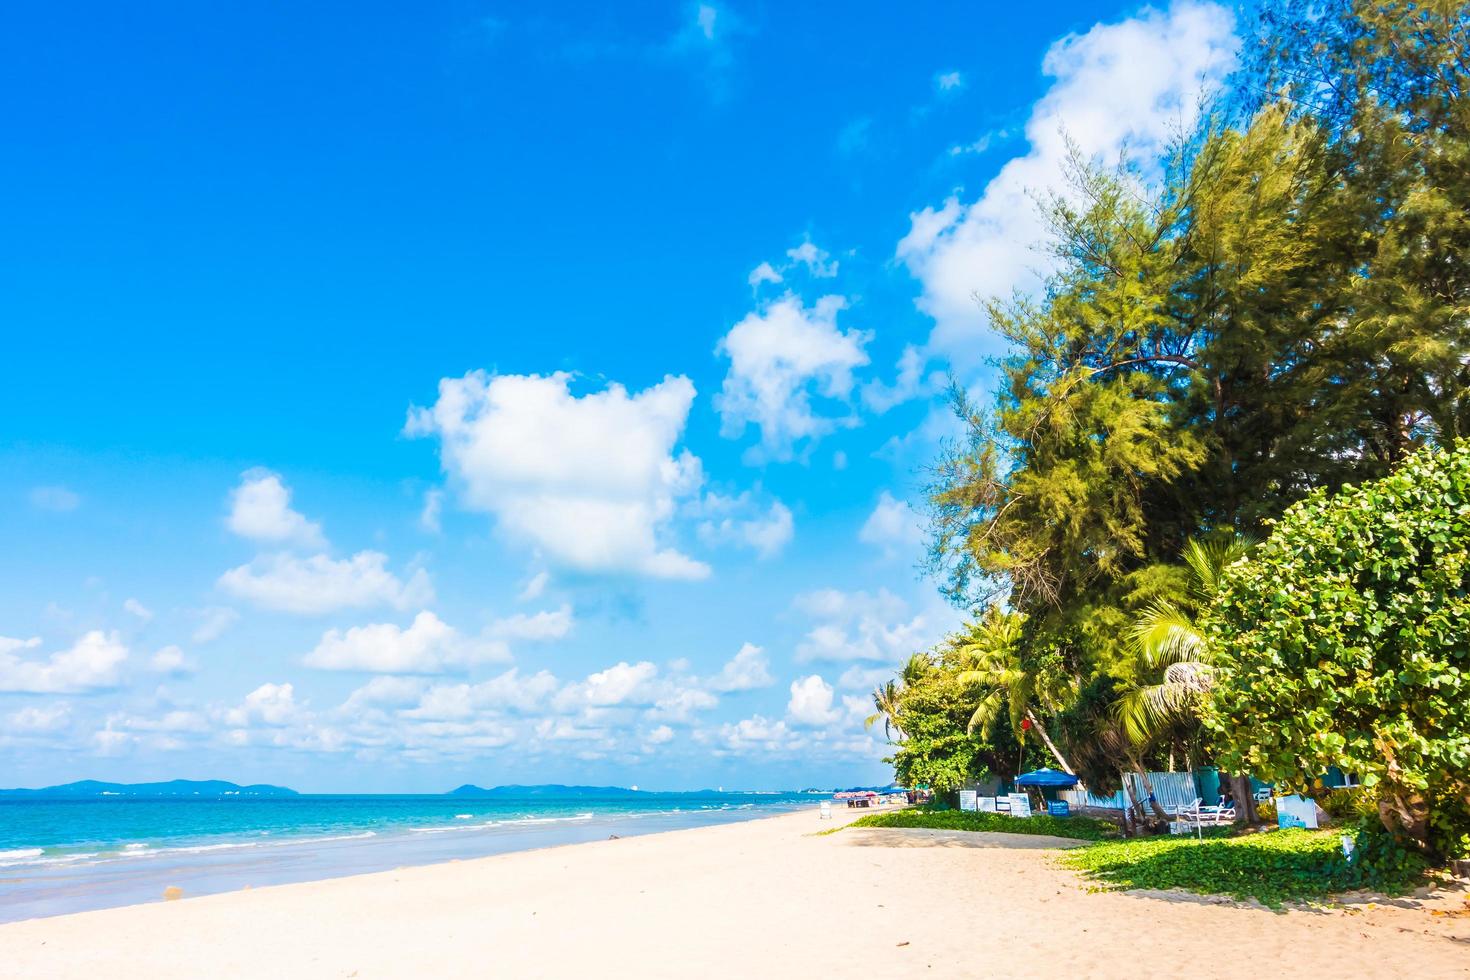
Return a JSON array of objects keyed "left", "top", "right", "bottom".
[{"left": 0, "top": 848, "right": 44, "bottom": 865}]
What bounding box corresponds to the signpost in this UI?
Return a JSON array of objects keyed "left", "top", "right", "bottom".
[{"left": 958, "top": 790, "right": 978, "bottom": 812}]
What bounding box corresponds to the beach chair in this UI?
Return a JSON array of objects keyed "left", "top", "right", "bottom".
[
  {"left": 819, "top": 801, "right": 832, "bottom": 820},
  {"left": 1172, "top": 799, "right": 1202, "bottom": 836}
]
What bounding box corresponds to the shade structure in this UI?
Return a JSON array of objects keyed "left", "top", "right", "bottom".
[{"left": 1014, "top": 768, "right": 1080, "bottom": 788}]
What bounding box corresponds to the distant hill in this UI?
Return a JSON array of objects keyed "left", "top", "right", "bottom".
[
  {"left": 0, "top": 779, "right": 298, "bottom": 799},
  {"left": 447, "top": 784, "right": 651, "bottom": 799}
]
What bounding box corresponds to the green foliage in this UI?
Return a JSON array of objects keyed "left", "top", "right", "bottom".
[
  {"left": 1206, "top": 444, "right": 1470, "bottom": 858},
  {"left": 848, "top": 808, "right": 1118, "bottom": 842},
  {"left": 880, "top": 646, "right": 1025, "bottom": 792},
  {"left": 1061, "top": 829, "right": 1427, "bottom": 907}
]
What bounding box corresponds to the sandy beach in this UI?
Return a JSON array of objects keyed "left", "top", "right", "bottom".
[{"left": 2, "top": 807, "right": 1466, "bottom": 979}]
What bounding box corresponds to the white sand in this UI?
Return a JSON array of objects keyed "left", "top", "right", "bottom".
[{"left": 3, "top": 808, "right": 1467, "bottom": 979}]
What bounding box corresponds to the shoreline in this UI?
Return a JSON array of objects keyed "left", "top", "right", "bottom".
[
  {"left": 4, "top": 808, "right": 1467, "bottom": 978},
  {"left": 0, "top": 798, "right": 814, "bottom": 924}
]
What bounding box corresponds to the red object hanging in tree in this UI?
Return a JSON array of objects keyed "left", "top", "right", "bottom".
[{"left": 1021, "top": 717, "right": 1033, "bottom": 731}]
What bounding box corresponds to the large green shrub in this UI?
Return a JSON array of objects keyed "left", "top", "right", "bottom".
[{"left": 1206, "top": 445, "right": 1470, "bottom": 858}]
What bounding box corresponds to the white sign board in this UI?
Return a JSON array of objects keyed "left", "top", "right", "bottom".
[
  {"left": 958, "top": 790, "right": 978, "bottom": 812},
  {"left": 1276, "top": 794, "right": 1319, "bottom": 830},
  {"left": 1007, "top": 793, "right": 1032, "bottom": 818},
  {"left": 977, "top": 796, "right": 996, "bottom": 813}
]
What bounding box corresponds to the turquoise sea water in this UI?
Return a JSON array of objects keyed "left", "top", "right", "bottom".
[{"left": 0, "top": 792, "right": 816, "bottom": 922}]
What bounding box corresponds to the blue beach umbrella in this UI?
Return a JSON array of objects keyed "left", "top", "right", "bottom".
[{"left": 1014, "top": 768, "right": 1080, "bottom": 788}]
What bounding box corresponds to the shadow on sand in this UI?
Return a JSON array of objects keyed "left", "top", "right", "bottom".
[{"left": 835, "top": 827, "right": 1089, "bottom": 850}]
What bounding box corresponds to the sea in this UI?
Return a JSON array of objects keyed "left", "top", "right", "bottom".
[{"left": 0, "top": 791, "right": 818, "bottom": 922}]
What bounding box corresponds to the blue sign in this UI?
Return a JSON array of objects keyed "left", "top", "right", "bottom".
[{"left": 1047, "top": 800, "right": 1070, "bottom": 817}]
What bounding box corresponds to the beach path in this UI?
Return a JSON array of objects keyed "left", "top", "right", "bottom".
[{"left": 2, "top": 808, "right": 1466, "bottom": 978}]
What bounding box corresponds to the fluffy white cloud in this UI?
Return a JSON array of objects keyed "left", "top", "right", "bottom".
[
  {"left": 304, "top": 611, "right": 510, "bottom": 673},
  {"left": 786, "top": 674, "right": 841, "bottom": 726},
  {"left": 646, "top": 724, "right": 675, "bottom": 745},
  {"left": 7, "top": 702, "right": 71, "bottom": 733},
  {"left": 706, "top": 642, "right": 774, "bottom": 692},
  {"left": 149, "top": 645, "right": 195, "bottom": 675},
  {"left": 861, "top": 344, "right": 930, "bottom": 413},
  {"left": 859, "top": 490, "right": 926, "bottom": 557},
  {"left": 488, "top": 604, "right": 574, "bottom": 642},
  {"left": 406, "top": 371, "right": 708, "bottom": 580},
  {"left": 397, "top": 669, "right": 561, "bottom": 721},
  {"left": 693, "top": 490, "right": 794, "bottom": 559},
  {"left": 714, "top": 714, "right": 798, "bottom": 753},
  {"left": 226, "top": 469, "right": 326, "bottom": 549},
  {"left": 785, "top": 240, "right": 838, "bottom": 278},
  {"left": 935, "top": 70, "right": 965, "bottom": 92},
  {"left": 748, "top": 261, "right": 783, "bottom": 288},
  {"left": 897, "top": 1, "right": 1237, "bottom": 357},
  {"left": 122, "top": 598, "right": 153, "bottom": 622},
  {"left": 715, "top": 295, "right": 870, "bottom": 462},
  {"left": 793, "top": 588, "right": 931, "bottom": 662},
  {"left": 577, "top": 661, "right": 660, "bottom": 708},
  {"left": 0, "top": 632, "right": 127, "bottom": 694},
  {"left": 218, "top": 551, "right": 433, "bottom": 615},
  {"left": 223, "top": 682, "right": 303, "bottom": 728}
]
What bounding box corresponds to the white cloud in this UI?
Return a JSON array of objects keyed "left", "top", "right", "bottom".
[
  {"left": 517, "top": 571, "right": 550, "bottom": 603},
  {"left": 694, "top": 490, "right": 794, "bottom": 559},
  {"left": 489, "top": 604, "right": 574, "bottom": 642},
  {"left": 578, "top": 661, "right": 660, "bottom": 708},
  {"left": 406, "top": 371, "right": 708, "bottom": 580},
  {"left": 398, "top": 669, "right": 560, "bottom": 721},
  {"left": 715, "top": 714, "right": 798, "bottom": 753},
  {"left": 218, "top": 551, "right": 433, "bottom": 615},
  {"left": 793, "top": 588, "right": 930, "bottom": 662},
  {"left": 149, "top": 645, "right": 195, "bottom": 675},
  {"left": 226, "top": 469, "right": 326, "bottom": 549},
  {"left": 784, "top": 240, "right": 838, "bottom": 278},
  {"left": 787, "top": 674, "right": 841, "bottom": 726},
  {"left": 897, "top": 1, "right": 1237, "bottom": 357},
  {"left": 861, "top": 344, "right": 930, "bottom": 413},
  {"left": 935, "top": 70, "right": 965, "bottom": 92},
  {"left": 223, "top": 682, "right": 303, "bottom": 727},
  {"left": 859, "top": 490, "right": 926, "bottom": 557},
  {"left": 123, "top": 598, "right": 153, "bottom": 622},
  {"left": 29, "top": 486, "right": 80, "bottom": 512},
  {"left": 7, "top": 702, "right": 71, "bottom": 733},
  {"left": 304, "top": 611, "right": 510, "bottom": 674},
  {"left": 838, "top": 665, "right": 896, "bottom": 691},
  {"left": 706, "top": 642, "right": 774, "bottom": 692},
  {"left": 748, "top": 261, "right": 783, "bottom": 289},
  {"left": 0, "top": 632, "right": 127, "bottom": 694},
  {"left": 715, "top": 295, "right": 871, "bottom": 462},
  {"left": 646, "top": 724, "right": 675, "bottom": 745},
  {"left": 419, "top": 489, "right": 444, "bottom": 534},
  {"left": 192, "top": 606, "right": 239, "bottom": 643}
]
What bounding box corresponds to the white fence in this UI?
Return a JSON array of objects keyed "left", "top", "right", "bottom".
[{"left": 1059, "top": 771, "right": 1200, "bottom": 814}]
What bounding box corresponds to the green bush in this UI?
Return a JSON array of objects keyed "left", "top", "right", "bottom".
[
  {"left": 1206, "top": 444, "right": 1470, "bottom": 859},
  {"left": 1062, "top": 828, "right": 1427, "bottom": 907},
  {"left": 847, "top": 808, "right": 1119, "bottom": 841}
]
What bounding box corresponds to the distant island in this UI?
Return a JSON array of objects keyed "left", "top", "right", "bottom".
[
  {"left": 0, "top": 779, "right": 298, "bottom": 799},
  {"left": 447, "top": 784, "right": 652, "bottom": 799}
]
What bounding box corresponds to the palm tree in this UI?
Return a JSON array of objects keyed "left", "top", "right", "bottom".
[
  {"left": 1115, "top": 535, "right": 1254, "bottom": 744},
  {"left": 864, "top": 653, "right": 931, "bottom": 739},
  {"left": 955, "top": 610, "right": 1076, "bottom": 774}
]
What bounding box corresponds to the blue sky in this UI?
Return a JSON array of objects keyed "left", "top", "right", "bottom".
[{"left": 0, "top": 2, "right": 1240, "bottom": 791}]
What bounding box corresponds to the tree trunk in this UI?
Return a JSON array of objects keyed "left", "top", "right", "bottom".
[
  {"left": 1133, "top": 765, "right": 1172, "bottom": 823},
  {"left": 1227, "top": 774, "right": 1257, "bottom": 825},
  {"left": 1025, "top": 709, "right": 1074, "bottom": 774}
]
